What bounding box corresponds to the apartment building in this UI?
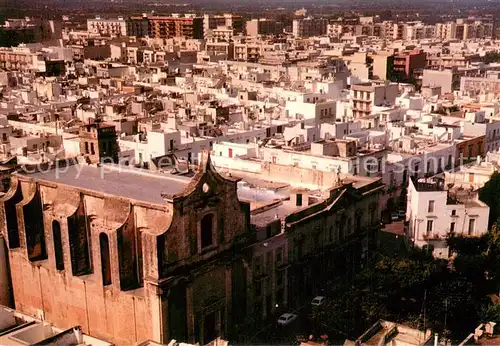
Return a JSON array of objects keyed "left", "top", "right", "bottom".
[
  {"left": 292, "top": 18, "right": 328, "bottom": 38},
  {"left": 126, "top": 17, "right": 150, "bottom": 37},
  {"left": 148, "top": 16, "right": 204, "bottom": 39},
  {"left": 246, "top": 19, "right": 283, "bottom": 37},
  {"left": 350, "top": 82, "right": 399, "bottom": 118},
  {"left": 406, "top": 177, "right": 489, "bottom": 258},
  {"left": 456, "top": 18, "right": 494, "bottom": 40},
  {"left": 87, "top": 17, "right": 127, "bottom": 36},
  {"left": 435, "top": 21, "right": 456, "bottom": 40},
  {"left": 461, "top": 73, "right": 500, "bottom": 97},
  {"left": 0, "top": 47, "right": 45, "bottom": 71},
  {"left": 203, "top": 14, "right": 244, "bottom": 37},
  {"left": 392, "top": 49, "right": 426, "bottom": 83},
  {"left": 0, "top": 18, "right": 62, "bottom": 47}
]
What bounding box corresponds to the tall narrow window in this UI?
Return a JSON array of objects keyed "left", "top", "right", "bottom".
[
  {"left": 67, "top": 205, "right": 92, "bottom": 276},
  {"left": 450, "top": 222, "right": 455, "bottom": 233},
  {"left": 428, "top": 200, "right": 435, "bottom": 213},
  {"left": 90, "top": 143, "right": 95, "bottom": 155},
  {"left": 426, "top": 220, "right": 433, "bottom": 234},
  {"left": 100, "top": 233, "right": 112, "bottom": 286},
  {"left": 468, "top": 219, "right": 476, "bottom": 236},
  {"left": 296, "top": 194, "right": 303, "bottom": 207},
  {"left": 24, "top": 191, "right": 47, "bottom": 262},
  {"left": 200, "top": 214, "right": 214, "bottom": 249},
  {"left": 52, "top": 220, "right": 64, "bottom": 270},
  {"left": 5, "top": 183, "right": 23, "bottom": 249}
]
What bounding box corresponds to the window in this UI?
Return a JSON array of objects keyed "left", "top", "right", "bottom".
[
  {"left": 468, "top": 219, "right": 475, "bottom": 236},
  {"left": 275, "top": 247, "right": 283, "bottom": 266},
  {"left": 24, "top": 192, "right": 47, "bottom": 262},
  {"left": 450, "top": 222, "right": 455, "bottom": 233},
  {"left": 68, "top": 205, "right": 92, "bottom": 276},
  {"left": 100, "top": 233, "right": 112, "bottom": 286},
  {"left": 451, "top": 209, "right": 456, "bottom": 216},
  {"left": 200, "top": 214, "right": 214, "bottom": 249},
  {"left": 428, "top": 200, "right": 435, "bottom": 213},
  {"left": 426, "top": 220, "right": 433, "bottom": 234},
  {"left": 85, "top": 142, "right": 89, "bottom": 154},
  {"left": 296, "top": 193, "right": 302, "bottom": 207},
  {"left": 90, "top": 143, "right": 95, "bottom": 155},
  {"left": 52, "top": 220, "right": 64, "bottom": 270}
]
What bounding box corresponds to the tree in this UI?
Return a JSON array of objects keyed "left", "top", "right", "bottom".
[{"left": 479, "top": 172, "right": 500, "bottom": 228}]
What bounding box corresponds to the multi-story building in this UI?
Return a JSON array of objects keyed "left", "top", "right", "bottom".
[
  {"left": 372, "top": 53, "right": 394, "bottom": 81},
  {"left": 203, "top": 14, "right": 244, "bottom": 37},
  {"left": 434, "top": 21, "right": 456, "bottom": 40},
  {"left": 0, "top": 18, "right": 62, "bottom": 47},
  {"left": 422, "top": 68, "right": 463, "bottom": 93},
  {"left": 406, "top": 177, "right": 489, "bottom": 258},
  {"left": 327, "top": 23, "right": 343, "bottom": 38},
  {"left": 456, "top": 18, "right": 494, "bottom": 40},
  {"left": 233, "top": 43, "right": 262, "bottom": 62},
  {"left": 460, "top": 73, "right": 500, "bottom": 97},
  {"left": 292, "top": 18, "right": 328, "bottom": 38},
  {"left": 350, "top": 82, "right": 399, "bottom": 118},
  {"left": 79, "top": 122, "right": 119, "bottom": 164},
  {"left": 392, "top": 49, "right": 427, "bottom": 83},
  {"left": 87, "top": 17, "right": 127, "bottom": 36},
  {"left": 246, "top": 19, "right": 283, "bottom": 37},
  {"left": 403, "top": 22, "right": 435, "bottom": 40},
  {"left": 126, "top": 17, "right": 150, "bottom": 37},
  {"left": 148, "top": 16, "right": 204, "bottom": 39}
]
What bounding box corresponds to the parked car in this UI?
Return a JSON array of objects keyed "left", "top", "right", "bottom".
[
  {"left": 311, "top": 296, "right": 326, "bottom": 307},
  {"left": 277, "top": 313, "right": 298, "bottom": 326}
]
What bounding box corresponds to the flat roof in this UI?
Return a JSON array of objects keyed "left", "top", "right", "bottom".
[{"left": 21, "top": 164, "right": 191, "bottom": 205}]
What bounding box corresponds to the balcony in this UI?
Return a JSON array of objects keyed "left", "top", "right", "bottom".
[
  {"left": 351, "top": 95, "right": 371, "bottom": 102},
  {"left": 422, "top": 232, "right": 443, "bottom": 240}
]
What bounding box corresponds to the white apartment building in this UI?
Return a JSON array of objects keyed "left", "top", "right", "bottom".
[
  {"left": 434, "top": 22, "right": 456, "bottom": 40},
  {"left": 285, "top": 98, "right": 336, "bottom": 124},
  {"left": 87, "top": 17, "right": 127, "bottom": 36},
  {"left": 406, "top": 177, "right": 489, "bottom": 259},
  {"left": 350, "top": 82, "right": 399, "bottom": 118},
  {"left": 462, "top": 111, "right": 500, "bottom": 153}
]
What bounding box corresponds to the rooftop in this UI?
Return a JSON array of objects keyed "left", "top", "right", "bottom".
[
  {"left": 349, "top": 320, "right": 432, "bottom": 346},
  {"left": 20, "top": 163, "right": 191, "bottom": 205}
]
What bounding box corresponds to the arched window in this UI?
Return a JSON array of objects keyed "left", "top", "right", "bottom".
[
  {"left": 67, "top": 200, "right": 92, "bottom": 276},
  {"left": 100, "top": 233, "right": 112, "bottom": 286},
  {"left": 24, "top": 192, "right": 47, "bottom": 262},
  {"left": 200, "top": 214, "right": 214, "bottom": 249},
  {"left": 52, "top": 220, "right": 64, "bottom": 270}
]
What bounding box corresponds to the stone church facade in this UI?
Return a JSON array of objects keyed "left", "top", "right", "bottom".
[
  {"left": 0, "top": 153, "right": 385, "bottom": 345},
  {"left": 0, "top": 154, "right": 250, "bottom": 345}
]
